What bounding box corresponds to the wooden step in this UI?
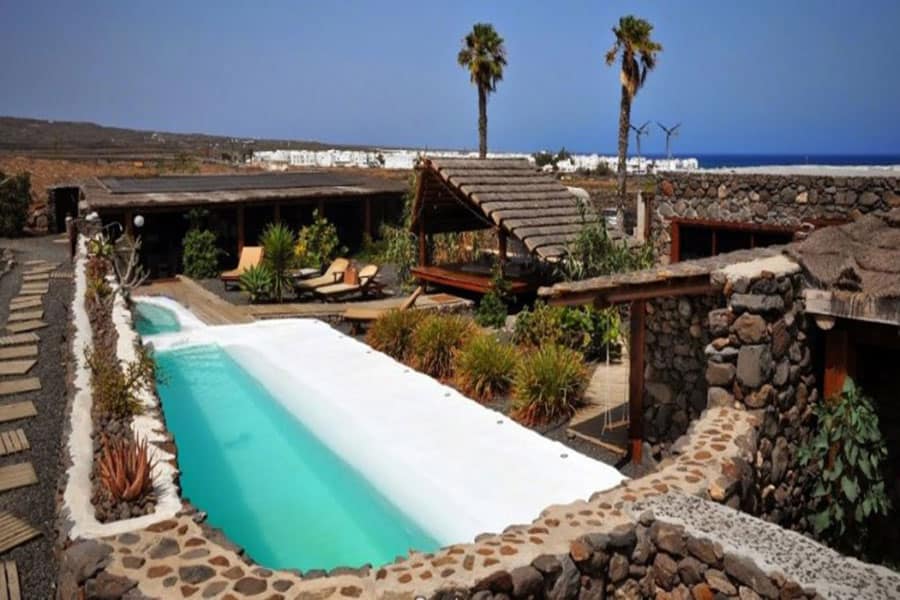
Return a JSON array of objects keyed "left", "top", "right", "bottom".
[
  {"left": 0, "top": 347, "right": 37, "bottom": 361},
  {"left": 0, "top": 464, "right": 37, "bottom": 493},
  {"left": 0, "top": 513, "right": 40, "bottom": 556},
  {"left": 0, "top": 560, "right": 23, "bottom": 600},
  {"left": 0, "top": 361, "right": 35, "bottom": 377},
  {"left": 0, "top": 403, "right": 36, "bottom": 424},
  {"left": 5, "top": 322, "right": 45, "bottom": 334},
  {"left": 7, "top": 311, "right": 43, "bottom": 323},
  {"left": 0, "top": 334, "right": 38, "bottom": 348},
  {"left": 0, "top": 379, "right": 40, "bottom": 397},
  {"left": 0, "top": 430, "right": 28, "bottom": 456},
  {"left": 8, "top": 298, "right": 42, "bottom": 310}
]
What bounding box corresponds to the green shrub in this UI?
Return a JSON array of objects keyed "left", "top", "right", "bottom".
[
  {"left": 514, "top": 301, "right": 622, "bottom": 361},
  {"left": 261, "top": 222, "right": 296, "bottom": 302},
  {"left": 86, "top": 346, "right": 155, "bottom": 418},
  {"left": 366, "top": 309, "right": 426, "bottom": 362},
  {"left": 379, "top": 224, "right": 417, "bottom": 290},
  {"left": 239, "top": 264, "right": 273, "bottom": 303},
  {"left": 475, "top": 261, "right": 512, "bottom": 328},
  {"left": 798, "top": 378, "right": 891, "bottom": 556},
  {"left": 410, "top": 314, "right": 475, "bottom": 379},
  {"left": 454, "top": 333, "right": 518, "bottom": 401},
  {"left": 295, "top": 210, "right": 345, "bottom": 269},
  {"left": 556, "top": 214, "right": 653, "bottom": 281},
  {"left": 0, "top": 170, "right": 31, "bottom": 237},
  {"left": 182, "top": 229, "right": 221, "bottom": 279},
  {"left": 512, "top": 344, "right": 587, "bottom": 425}
]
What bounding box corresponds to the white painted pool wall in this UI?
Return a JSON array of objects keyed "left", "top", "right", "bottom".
[
  {"left": 63, "top": 236, "right": 181, "bottom": 539},
  {"left": 148, "top": 312, "right": 627, "bottom": 545}
]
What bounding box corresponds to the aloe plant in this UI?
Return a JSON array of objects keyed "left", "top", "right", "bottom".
[
  {"left": 239, "top": 264, "right": 273, "bottom": 303},
  {"left": 98, "top": 434, "right": 155, "bottom": 502},
  {"left": 260, "top": 223, "right": 296, "bottom": 302}
]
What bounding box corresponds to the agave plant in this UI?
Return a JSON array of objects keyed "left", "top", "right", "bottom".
[
  {"left": 260, "top": 223, "right": 297, "bottom": 302},
  {"left": 239, "top": 264, "right": 273, "bottom": 303},
  {"left": 98, "top": 434, "right": 156, "bottom": 502}
]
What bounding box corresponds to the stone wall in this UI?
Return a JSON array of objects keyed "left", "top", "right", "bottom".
[
  {"left": 652, "top": 173, "right": 900, "bottom": 263},
  {"left": 704, "top": 255, "right": 818, "bottom": 529},
  {"left": 643, "top": 294, "right": 720, "bottom": 450}
]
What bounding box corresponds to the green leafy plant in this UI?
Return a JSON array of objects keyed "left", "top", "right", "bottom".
[
  {"left": 295, "top": 210, "right": 345, "bottom": 270},
  {"left": 239, "top": 264, "right": 273, "bottom": 303},
  {"left": 557, "top": 213, "right": 653, "bottom": 282},
  {"left": 475, "top": 261, "right": 512, "bottom": 328},
  {"left": 515, "top": 301, "right": 622, "bottom": 361},
  {"left": 182, "top": 228, "right": 222, "bottom": 279},
  {"left": 798, "top": 378, "right": 891, "bottom": 556},
  {"left": 366, "top": 309, "right": 427, "bottom": 362},
  {"left": 512, "top": 344, "right": 587, "bottom": 426},
  {"left": 0, "top": 170, "right": 31, "bottom": 237},
  {"left": 410, "top": 314, "right": 475, "bottom": 379},
  {"left": 454, "top": 333, "right": 518, "bottom": 401},
  {"left": 86, "top": 346, "right": 155, "bottom": 419},
  {"left": 260, "top": 222, "right": 296, "bottom": 302}
]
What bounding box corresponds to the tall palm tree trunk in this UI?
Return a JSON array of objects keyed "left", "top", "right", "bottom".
[
  {"left": 615, "top": 85, "right": 632, "bottom": 232},
  {"left": 478, "top": 85, "right": 488, "bottom": 159}
]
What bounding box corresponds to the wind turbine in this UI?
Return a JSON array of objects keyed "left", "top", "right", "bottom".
[
  {"left": 657, "top": 122, "right": 681, "bottom": 159},
  {"left": 629, "top": 121, "right": 651, "bottom": 163}
]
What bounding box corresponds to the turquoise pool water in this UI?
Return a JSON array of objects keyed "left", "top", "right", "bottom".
[
  {"left": 135, "top": 302, "right": 181, "bottom": 335},
  {"left": 154, "top": 344, "right": 439, "bottom": 570}
]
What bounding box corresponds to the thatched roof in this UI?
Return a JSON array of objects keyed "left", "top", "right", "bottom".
[
  {"left": 787, "top": 208, "right": 900, "bottom": 298},
  {"left": 411, "top": 157, "right": 601, "bottom": 260}
]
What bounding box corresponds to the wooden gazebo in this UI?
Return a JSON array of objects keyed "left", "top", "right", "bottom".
[{"left": 410, "top": 157, "right": 595, "bottom": 294}]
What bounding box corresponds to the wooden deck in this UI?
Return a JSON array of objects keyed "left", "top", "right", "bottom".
[
  {"left": 411, "top": 264, "right": 539, "bottom": 294},
  {"left": 135, "top": 277, "right": 254, "bottom": 325},
  {"left": 248, "top": 291, "right": 472, "bottom": 319}
]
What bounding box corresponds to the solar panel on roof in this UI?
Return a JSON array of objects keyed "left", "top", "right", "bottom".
[{"left": 100, "top": 172, "right": 372, "bottom": 194}]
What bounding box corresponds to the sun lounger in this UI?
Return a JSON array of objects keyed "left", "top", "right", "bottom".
[
  {"left": 293, "top": 258, "right": 350, "bottom": 293},
  {"left": 343, "top": 286, "right": 423, "bottom": 333},
  {"left": 313, "top": 264, "right": 383, "bottom": 301},
  {"left": 220, "top": 246, "right": 263, "bottom": 287}
]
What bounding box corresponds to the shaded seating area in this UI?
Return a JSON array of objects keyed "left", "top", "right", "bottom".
[
  {"left": 220, "top": 246, "right": 262, "bottom": 288},
  {"left": 410, "top": 157, "right": 601, "bottom": 295}
]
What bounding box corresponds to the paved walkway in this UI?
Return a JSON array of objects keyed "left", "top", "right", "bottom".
[{"left": 567, "top": 351, "right": 630, "bottom": 455}]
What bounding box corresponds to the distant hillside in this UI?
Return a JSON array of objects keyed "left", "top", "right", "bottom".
[{"left": 0, "top": 116, "right": 372, "bottom": 160}]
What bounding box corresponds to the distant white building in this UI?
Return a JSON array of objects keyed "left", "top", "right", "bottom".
[{"left": 251, "top": 148, "right": 699, "bottom": 173}]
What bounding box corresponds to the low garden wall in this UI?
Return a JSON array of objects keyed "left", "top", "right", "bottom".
[{"left": 651, "top": 172, "right": 900, "bottom": 263}]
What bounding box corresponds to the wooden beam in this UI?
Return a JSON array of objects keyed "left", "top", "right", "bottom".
[
  {"left": 236, "top": 205, "right": 245, "bottom": 253},
  {"left": 364, "top": 197, "right": 373, "bottom": 238},
  {"left": 124, "top": 210, "right": 134, "bottom": 237},
  {"left": 670, "top": 221, "right": 681, "bottom": 263},
  {"left": 824, "top": 327, "right": 852, "bottom": 400},
  {"left": 545, "top": 276, "right": 718, "bottom": 308},
  {"left": 629, "top": 300, "right": 646, "bottom": 465},
  {"left": 497, "top": 228, "right": 508, "bottom": 270},
  {"left": 805, "top": 289, "right": 900, "bottom": 327},
  {"left": 418, "top": 217, "right": 428, "bottom": 267},
  {"left": 273, "top": 201, "right": 281, "bottom": 223}
]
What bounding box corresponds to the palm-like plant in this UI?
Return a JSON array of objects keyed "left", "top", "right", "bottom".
[
  {"left": 260, "top": 223, "right": 296, "bottom": 303},
  {"left": 606, "top": 15, "right": 662, "bottom": 227},
  {"left": 458, "top": 23, "right": 507, "bottom": 159}
]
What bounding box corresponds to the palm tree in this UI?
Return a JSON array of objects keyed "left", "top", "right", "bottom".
[
  {"left": 458, "top": 23, "right": 507, "bottom": 159},
  {"left": 606, "top": 16, "right": 662, "bottom": 226}
]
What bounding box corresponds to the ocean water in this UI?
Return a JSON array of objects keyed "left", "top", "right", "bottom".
[
  {"left": 134, "top": 302, "right": 181, "bottom": 335},
  {"left": 690, "top": 154, "right": 900, "bottom": 169},
  {"left": 153, "top": 343, "right": 440, "bottom": 570}
]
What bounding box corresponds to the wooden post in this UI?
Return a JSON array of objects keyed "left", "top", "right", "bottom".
[
  {"left": 124, "top": 210, "right": 134, "bottom": 237},
  {"left": 236, "top": 205, "right": 245, "bottom": 253},
  {"left": 317, "top": 198, "right": 325, "bottom": 216},
  {"left": 628, "top": 299, "right": 646, "bottom": 464},
  {"left": 497, "top": 228, "right": 508, "bottom": 271},
  {"left": 418, "top": 218, "right": 428, "bottom": 266},
  {"left": 669, "top": 222, "right": 681, "bottom": 263},
  {"left": 824, "top": 327, "right": 853, "bottom": 400},
  {"left": 364, "top": 197, "right": 373, "bottom": 239},
  {"left": 273, "top": 201, "right": 281, "bottom": 223}
]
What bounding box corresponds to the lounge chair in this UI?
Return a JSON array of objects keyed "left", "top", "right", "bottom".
[
  {"left": 220, "top": 246, "right": 263, "bottom": 288},
  {"left": 293, "top": 258, "right": 350, "bottom": 294},
  {"left": 313, "top": 264, "right": 383, "bottom": 301},
  {"left": 343, "top": 286, "right": 423, "bottom": 333}
]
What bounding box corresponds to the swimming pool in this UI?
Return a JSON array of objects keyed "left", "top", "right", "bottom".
[
  {"left": 134, "top": 302, "right": 181, "bottom": 335},
  {"left": 137, "top": 299, "right": 627, "bottom": 571}
]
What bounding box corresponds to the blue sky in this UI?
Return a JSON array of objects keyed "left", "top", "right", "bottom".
[{"left": 2, "top": 1, "right": 899, "bottom": 155}]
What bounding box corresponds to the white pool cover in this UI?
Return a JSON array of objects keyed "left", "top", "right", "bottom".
[{"left": 143, "top": 298, "right": 627, "bottom": 546}]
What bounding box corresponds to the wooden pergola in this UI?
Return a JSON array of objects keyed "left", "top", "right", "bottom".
[{"left": 410, "top": 157, "right": 599, "bottom": 294}]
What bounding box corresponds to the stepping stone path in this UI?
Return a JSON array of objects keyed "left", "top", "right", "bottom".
[
  {"left": 0, "top": 464, "right": 37, "bottom": 493},
  {"left": 0, "top": 361, "right": 35, "bottom": 377},
  {"left": 0, "top": 560, "right": 23, "bottom": 599},
  {"left": 5, "top": 321, "right": 46, "bottom": 334},
  {"left": 0, "top": 430, "right": 28, "bottom": 456}
]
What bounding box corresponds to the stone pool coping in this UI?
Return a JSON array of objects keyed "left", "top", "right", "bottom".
[{"left": 61, "top": 236, "right": 181, "bottom": 540}]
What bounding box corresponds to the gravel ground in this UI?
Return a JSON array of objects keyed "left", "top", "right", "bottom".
[{"left": 0, "top": 235, "right": 72, "bottom": 600}]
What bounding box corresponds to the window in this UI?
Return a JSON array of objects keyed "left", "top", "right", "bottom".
[{"left": 670, "top": 219, "right": 797, "bottom": 262}]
